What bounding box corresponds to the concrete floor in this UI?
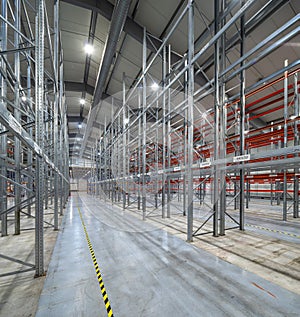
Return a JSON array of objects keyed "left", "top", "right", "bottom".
[
  {"left": 34, "top": 193, "right": 300, "bottom": 316},
  {"left": 1, "top": 193, "right": 300, "bottom": 316},
  {"left": 0, "top": 204, "right": 62, "bottom": 317}
]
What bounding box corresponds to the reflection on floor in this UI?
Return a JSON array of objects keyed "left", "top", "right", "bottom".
[
  {"left": 1, "top": 192, "right": 300, "bottom": 316},
  {"left": 36, "top": 193, "right": 300, "bottom": 316}
]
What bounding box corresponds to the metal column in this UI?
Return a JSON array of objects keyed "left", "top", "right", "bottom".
[
  {"left": 239, "top": 2, "right": 246, "bottom": 231},
  {"left": 0, "top": 0, "right": 8, "bottom": 236},
  {"left": 187, "top": 0, "right": 194, "bottom": 242},
  {"left": 213, "top": 0, "right": 220, "bottom": 237},
  {"left": 123, "top": 74, "right": 127, "bottom": 210},
  {"left": 35, "top": 0, "right": 45, "bottom": 277},
  {"left": 283, "top": 59, "right": 288, "bottom": 221},
  {"left": 167, "top": 45, "right": 171, "bottom": 218},
  {"left": 14, "top": 0, "right": 21, "bottom": 235},
  {"left": 142, "top": 27, "right": 147, "bottom": 220},
  {"left": 294, "top": 73, "right": 299, "bottom": 218},
  {"left": 53, "top": 0, "right": 59, "bottom": 230},
  {"left": 59, "top": 61, "right": 64, "bottom": 216},
  {"left": 162, "top": 45, "right": 167, "bottom": 218},
  {"left": 27, "top": 60, "right": 33, "bottom": 217},
  {"left": 219, "top": 0, "right": 227, "bottom": 236}
]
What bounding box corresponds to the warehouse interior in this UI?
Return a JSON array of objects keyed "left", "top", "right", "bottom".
[{"left": 0, "top": 0, "right": 300, "bottom": 316}]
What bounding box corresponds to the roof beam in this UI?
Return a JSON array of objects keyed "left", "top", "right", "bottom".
[
  {"left": 81, "top": 10, "right": 98, "bottom": 117},
  {"left": 67, "top": 114, "right": 105, "bottom": 130},
  {"left": 67, "top": 115, "right": 84, "bottom": 123},
  {"left": 83, "top": 11, "right": 98, "bottom": 85},
  {"left": 69, "top": 133, "right": 84, "bottom": 138},
  {"left": 65, "top": 81, "right": 95, "bottom": 95},
  {"left": 64, "top": 81, "right": 121, "bottom": 106},
  {"left": 61, "top": 0, "right": 113, "bottom": 20}
]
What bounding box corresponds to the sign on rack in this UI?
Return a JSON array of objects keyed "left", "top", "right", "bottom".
[{"left": 233, "top": 154, "right": 250, "bottom": 163}]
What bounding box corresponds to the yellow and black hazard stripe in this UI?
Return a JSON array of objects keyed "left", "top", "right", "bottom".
[
  {"left": 78, "top": 207, "right": 114, "bottom": 317},
  {"left": 227, "top": 219, "right": 300, "bottom": 239},
  {"left": 246, "top": 223, "right": 300, "bottom": 239}
]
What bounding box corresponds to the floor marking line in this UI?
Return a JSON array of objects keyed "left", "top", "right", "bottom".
[
  {"left": 228, "top": 219, "right": 300, "bottom": 239},
  {"left": 246, "top": 223, "right": 300, "bottom": 239},
  {"left": 78, "top": 207, "right": 114, "bottom": 317}
]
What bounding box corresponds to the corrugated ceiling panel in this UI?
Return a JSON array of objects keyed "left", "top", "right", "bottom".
[
  {"left": 121, "top": 37, "right": 143, "bottom": 69},
  {"left": 60, "top": 3, "right": 90, "bottom": 35},
  {"left": 61, "top": 32, "right": 86, "bottom": 64},
  {"left": 134, "top": 0, "right": 182, "bottom": 36},
  {"left": 63, "top": 60, "right": 85, "bottom": 82}
]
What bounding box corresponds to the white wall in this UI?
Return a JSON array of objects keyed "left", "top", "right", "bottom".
[{"left": 78, "top": 179, "right": 87, "bottom": 192}]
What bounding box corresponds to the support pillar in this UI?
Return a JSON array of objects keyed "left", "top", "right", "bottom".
[
  {"left": 186, "top": 0, "right": 194, "bottom": 242},
  {"left": 14, "top": 0, "right": 21, "bottom": 235},
  {"left": 35, "top": 0, "right": 45, "bottom": 277},
  {"left": 142, "top": 28, "right": 147, "bottom": 220},
  {"left": 0, "top": 0, "right": 8, "bottom": 236},
  {"left": 283, "top": 59, "right": 288, "bottom": 221},
  {"left": 239, "top": 1, "right": 246, "bottom": 231}
]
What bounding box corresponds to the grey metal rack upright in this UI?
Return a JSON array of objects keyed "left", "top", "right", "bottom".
[
  {"left": 92, "top": 0, "right": 300, "bottom": 241},
  {"left": 0, "top": 0, "right": 69, "bottom": 277}
]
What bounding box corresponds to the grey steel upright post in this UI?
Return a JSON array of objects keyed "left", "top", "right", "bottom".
[
  {"left": 123, "top": 73, "right": 126, "bottom": 209},
  {"left": 99, "top": 139, "right": 102, "bottom": 200},
  {"left": 162, "top": 45, "right": 166, "bottom": 218},
  {"left": 294, "top": 72, "right": 299, "bottom": 218},
  {"left": 59, "top": 119, "right": 63, "bottom": 212},
  {"left": 64, "top": 112, "right": 70, "bottom": 202},
  {"left": 14, "top": 0, "right": 21, "bottom": 235},
  {"left": 35, "top": 0, "right": 45, "bottom": 277},
  {"left": 0, "top": 0, "right": 8, "bottom": 236},
  {"left": 127, "top": 106, "right": 130, "bottom": 206},
  {"left": 213, "top": 0, "right": 220, "bottom": 237},
  {"left": 96, "top": 142, "right": 99, "bottom": 197},
  {"left": 137, "top": 90, "right": 141, "bottom": 210},
  {"left": 117, "top": 114, "right": 121, "bottom": 202},
  {"left": 53, "top": 0, "right": 59, "bottom": 230},
  {"left": 142, "top": 27, "right": 147, "bottom": 220},
  {"left": 219, "top": 0, "right": 226, "bottom": 235},
  {"left": 187, "top": 0, "right": 194, "bottom": 242},
  {"left": 27, "top": 60, "right": 33, "bottom": 217},
  {"left": 64, "top": 110, "right": 69, "bottom": 204},
  {"left": 49, "top": 115, "right": 53, "bottom": 206},
  {"left": 44, "top": 105, "right": 49, "bottom": 210},
  {"left": 234, "top": 105, "right": 238, "bottom": 210},
  {"left": 283, "top": 59, "right": 288, "bottom": 221},
  {"left": 239, "top": 2, "right": 246, "bottom": 231},
  {"left": 59, "top": 61, "right": 64, "bottom": 216},
  {"left": 183, "top": 60, "right": 188, "bottom": 217},
  {"left": 104, "top": 117, "right": 107, "bottom": 202},
  {"left": 155, "top": 107, "right": 158, "bottom": 209},
  {"left": 167, "top": 44, "right": 172, "bottom": 218}
]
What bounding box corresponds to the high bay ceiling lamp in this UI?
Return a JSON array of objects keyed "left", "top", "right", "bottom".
[{"left": 84, "top": 43, "right": 94, "bottom": 55}]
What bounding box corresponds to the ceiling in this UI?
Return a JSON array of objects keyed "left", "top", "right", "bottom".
[{"left": 59, "top": 0, "right": 300, "bottom": 163}]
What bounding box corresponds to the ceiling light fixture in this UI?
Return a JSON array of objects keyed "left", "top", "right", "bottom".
[
  {"left": 124, "top": 117, "right": 129, "bottom": 125},
  {"left": 21, "top": 95, "right": 27, "bottom": 102},
  {"left": 80, "top": 98, "right": 85, "bottom": 105},
  {"left": 84, "top": 43, "right": 94, "bottom": 55},
  {"left": 78, "top": 123, "right": 82, "bottom": 129},
  {"left": 151, "top": 82, "right": 159, "bottom": 91}
]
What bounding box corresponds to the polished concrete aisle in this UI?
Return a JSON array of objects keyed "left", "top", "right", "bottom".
[{"left": 36, "top": 193, "right": 300, "bottom": 316}]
